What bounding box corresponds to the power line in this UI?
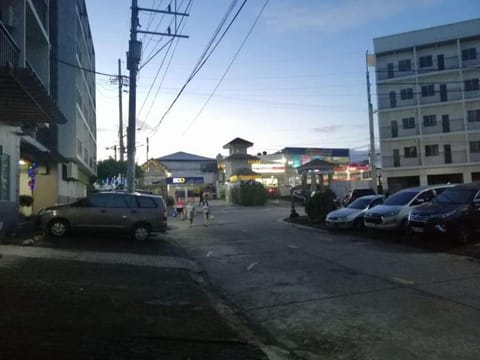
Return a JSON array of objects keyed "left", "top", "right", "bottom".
[
  {"left": 55, "top": 57, "right": 119, "bottom": 77},
  {"left": 150, "top": 0, "right": 248, "bottom": 136}
]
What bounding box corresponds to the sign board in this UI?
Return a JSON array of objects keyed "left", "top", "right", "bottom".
[{"left": 166, "top": 176, "right": 204, "bottom": 185}]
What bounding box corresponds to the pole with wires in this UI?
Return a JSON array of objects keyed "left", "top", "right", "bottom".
[
  {"left": 118, "top": 59, "right": 126, "bottom": 162},
  {"left": 366, "top": 51, "right": 378, "bottom": 194},
  {"left": 126, "top": 0, "right": 140, "bottom": 192}
]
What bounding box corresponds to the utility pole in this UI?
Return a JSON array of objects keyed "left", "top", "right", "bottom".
[
  {"left": 146, "top": 136, "right": 149, "bottom": 162},
  {"left": 118, "top": 59, "right": 125, "bottom": 162},
  {"left": 126, "top": 0, "right": 189, "bottom": 192},
  {"left": 366, "top": 51, "right": 378, "bottom": 194}
]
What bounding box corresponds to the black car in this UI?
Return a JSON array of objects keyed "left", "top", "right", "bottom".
[{"left": 408, "top": 183, "right": 480, "bottom": 243}]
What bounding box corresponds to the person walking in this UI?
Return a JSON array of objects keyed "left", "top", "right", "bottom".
[
  {"left": 202, "top": 200, "right": 210, "bottom": 226},
  {"left": 185, "top": 200, "right": 196, "bottom": 227}
]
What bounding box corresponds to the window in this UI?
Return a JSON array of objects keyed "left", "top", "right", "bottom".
[
  {"left": 425, "top": 144, "right": 439, "bottom": 157},
  {"left": 467, "top": 109, "right": 480, "bottom": 122},
  {"left": 137, "top": 196, "right": 157, "bottom": 208},
  {"left": 402, "top": 117, "right": 415, "bottom": 129},
  {"left": 464, "top": 79, "right": 479, "bottom": 91},
  {"left": 470, "top": 141, "right": 480, "bottom": 153},
  {"left": 423, "top": 115, "right": 437, "bottom": 127},
  {"left": 462, "top": 48, "right": 477, "bottom": 61},
  {"left": 108, "top": 194, "right": 133, "bottom": 208},
  {"left": 404, "top": 146, "right": 417, "bottom": 158},
  {"left": 421, "top": 85, "right": 435, "bottom": 97},
  {"left": 419, "top": 55, "right": 433, "bottom": 68},
  {"left": 398, "top": 59, "right": 411, "bottom": 72},
  {"left": 387, "top": 63, "right": 394, "bottom": 78},
  {"left": 400, "top": 88, "right": 413, "bottom": 100},
  {"left": 87, "top": 194, "right": 110, "bottom": 207}
]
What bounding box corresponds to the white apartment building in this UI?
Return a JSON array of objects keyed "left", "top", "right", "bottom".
[
  {"left": 373, "top": 18, "right": 480, "bottom": 193},
  {"left": 47, "top": 0, "right": 97, "bottom": 203}
]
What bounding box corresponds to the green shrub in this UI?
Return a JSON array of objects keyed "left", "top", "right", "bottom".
[
  {"left": 232, "top": 181, "right": 267, "bottom": 206},
  {"left": 305, "top": 188, "right": 337, "bottom": 222}
]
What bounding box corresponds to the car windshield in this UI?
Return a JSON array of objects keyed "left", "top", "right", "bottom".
[
  {"left": 384, "top": 191, "right": 418, "bottom": 206},
  {"left": 435, "top": 188, "right": 476, "bottom": 205},
  {"left": 348, "top": 197, "right": 371, "bottom": 209}
]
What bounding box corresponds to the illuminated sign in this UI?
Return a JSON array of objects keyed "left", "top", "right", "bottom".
[
  {"left": 252, "top": 164, "right": 285, "bottom": 174},
  {"left": 167, "top": 177, "right": 204, "bottom": 185}
]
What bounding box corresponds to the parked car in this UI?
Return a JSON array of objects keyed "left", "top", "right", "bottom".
[
  {"left": 343, "top": 188, "right": 376, "bottom": 206},
  {"left": 408, "top": 183, "right": 480, "bottom": 243},
  {"left": 291, "top": 189, "right": 311, "bottom": 203},
  {"left": 37, "top": 191, "right": 168, "bottom": 241},
  {"left": 363, "top": 184, "right": 454, "bottom": 231},
  {"left": 326, "top": 194, "right": 384, "bottom": 230}
]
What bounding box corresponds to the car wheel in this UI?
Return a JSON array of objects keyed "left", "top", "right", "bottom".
[
  {"left": 47, "top": 219, "right": 69, "bottom": 237},
  {"left": 353, "top": 218, "right": 364, "bottom": 230},
  {"left": 456, "top": 225, "right": 471, "bottom": 244},
  {"left": 132, "top": 223, "right": 151, "bottom": 241}
]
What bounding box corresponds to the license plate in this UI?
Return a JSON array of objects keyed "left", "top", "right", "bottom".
[{"left": 411, "top": 226, "right": 424, "bottom": 233}]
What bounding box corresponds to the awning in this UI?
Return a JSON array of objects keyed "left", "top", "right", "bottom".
[{"left": 0, "top": 65, "right": 68, "bottom": 126}]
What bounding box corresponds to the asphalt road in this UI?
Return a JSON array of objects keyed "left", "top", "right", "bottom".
[{"left": 164, "top": 200, "right": 480, "bottom": 360}]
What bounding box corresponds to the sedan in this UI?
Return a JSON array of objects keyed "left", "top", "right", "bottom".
[{"left": 326, "top": 195, "right": 384, "bottom": 230}]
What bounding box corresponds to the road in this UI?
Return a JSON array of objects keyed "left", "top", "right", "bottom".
[{"left": 164, "top": 200, "right": 480, "bottom": 360}]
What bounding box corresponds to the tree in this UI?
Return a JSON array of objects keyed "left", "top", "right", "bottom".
[{"left": 96, "top": 159, "right": 143, "bottom": 182}]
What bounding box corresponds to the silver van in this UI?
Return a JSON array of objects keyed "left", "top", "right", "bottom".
[
  {"left": 363, "top": 184, "right": 454, "bottom": 231},
  {"left": 37, "top": 191, "right": 167, "bottom": 241}
]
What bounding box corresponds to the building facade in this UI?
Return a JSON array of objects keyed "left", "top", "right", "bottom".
[
  {"left": 374, "top": 19, "right": 480, "bottom": 193},
  {"left": 0, "top": 0, "right": 96, "bottom": 236}
]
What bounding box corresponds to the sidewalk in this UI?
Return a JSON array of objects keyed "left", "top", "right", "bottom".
[{"left": 0, "top": 245, "right": 269, "bottom": 359}]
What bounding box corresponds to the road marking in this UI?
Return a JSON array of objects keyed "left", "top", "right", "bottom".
[
  {"left": 206, "top": 251, "right": 213, "bottom": 257},
  {"left": 391, "top": 277, "right": 414, "bottom": 286},
  {"left": 247, "top": 262, "right": 258, "bottom": 271}
]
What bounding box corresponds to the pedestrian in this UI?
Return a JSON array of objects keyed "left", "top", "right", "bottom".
[
  {"left": 202, "top": 200, "right": 209, "bottom": 226},
  {"left": 199, "top": 192, "right": 204, "bottom": 206},
  {"left": 185, "top": 200, "right": 196, "bottom": 227},
  {"left": 176, "top": 198, "right": 185, "bottom": 220}
]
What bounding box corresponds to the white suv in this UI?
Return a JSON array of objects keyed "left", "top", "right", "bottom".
[{"left": 363, "top": 184, "right": 454, "bottom": 231}]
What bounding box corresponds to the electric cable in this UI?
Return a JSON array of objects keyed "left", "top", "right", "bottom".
[{"left": 150, "top": 0, "right": 249, "bottom": 135}]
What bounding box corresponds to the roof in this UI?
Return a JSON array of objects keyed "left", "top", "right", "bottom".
[
  {"left": 297, "top": 159, "right": 335, "bottom": 172},
  {"left": 222, "top": 137, "right": 253, "bottom": 149},
  {"left": 156, "top": 151, "right": 216, "bottom": 162}
]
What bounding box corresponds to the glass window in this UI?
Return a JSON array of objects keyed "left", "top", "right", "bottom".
[
  {"left": 402, "top": 117, "right": 415, "bottom": 129},
  {"left": 462, "top": 48, "right": 477, "bottom": 61},
  {"left": 464, "top": 79, "right": 479, "bottom": 91},
  {"left": 400, "top": 88, "right": 413, "bottom": 100},
  {"left": 398, "top": 59, "right": 411, "bottom": 72},
  {"left": 417, "top": 190, "right": 435, "bottom": 203},
  {"left": 467, "top": 110, "right": 480, "bottom": 122},
  {"left": 419, "top": 55, "right": 433, "bottom": 68},
  {"left": 347, "top": 197, "right": 371, "bottom": 210},
  {"left": 423, "top": 115, "right": 437, "bottom": 127},
  {"left": 87, "top": 194, "right": 110, "bottom": 207},
  {"left": 436, "top": 188, "right": 477, "bottom": 205},
  {"left": 108, "top": 194, "right": 133, "bottom": 208},
  {"left": 470, "top": 141, "right": 480, "bottom": 153},
  {"left": 425, "top": 144, "right": 439, "bottom": 157},
  {"left": 404, "top": 146, "right": 417, "bottom": 158},
  {"left": 137, "top": 196, "right": 157, "bottom": 208},
  {"left": 384, "top": 191, "right": 417, "bottom": 206},
  {"left": 421, "top": 85, "right": 435, "bottom": 97}
]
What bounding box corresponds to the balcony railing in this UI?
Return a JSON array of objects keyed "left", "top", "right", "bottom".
[
  {"left": 31, "top": 0, "right": 48, "bottom": 29},
  {"left": 0, "top": 21, "right": 19, "bottom": 67}
]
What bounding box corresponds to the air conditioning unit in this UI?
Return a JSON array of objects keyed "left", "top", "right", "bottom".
[{"left": 65, "top": 162, "right": 79, "bottom": 181}]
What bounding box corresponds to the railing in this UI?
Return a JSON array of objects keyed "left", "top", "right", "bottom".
[
  {"left": 31, "top": 0, "right": 48, "bottom": 29},
  {"left": 0, "top": 21, "right": 19, "bottom": 67}
]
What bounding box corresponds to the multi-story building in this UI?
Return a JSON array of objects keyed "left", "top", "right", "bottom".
[
  {"left": 42, "top": 0, "right": 97, "bottom": 203},
  {"left": 373, "top": 18, "right": 480, "bottom": 193},
  {"left": 0, "top": 0, "right": 95, "bottom": 236}
]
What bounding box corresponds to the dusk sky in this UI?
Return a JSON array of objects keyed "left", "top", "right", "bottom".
[{"left": 85, "top": 0, "right": 480, "bottom": 163}]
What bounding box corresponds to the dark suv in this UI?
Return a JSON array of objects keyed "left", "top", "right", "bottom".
[
  {"left": 408, "top": 183, "right": 480, "bottom": 243},
  {"left": 37, "top": 191, "right": 168, "bottom": 241}
]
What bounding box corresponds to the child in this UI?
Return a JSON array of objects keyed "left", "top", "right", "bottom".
[
  {"left": 185, "top": 200, "right": 196, "bottom": 227},
  {"left": 202, "top": 200, "right": 209, "bottom": 226}
]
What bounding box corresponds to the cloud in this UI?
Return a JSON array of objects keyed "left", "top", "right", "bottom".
[{"left": 264, "top": 0, "right": 442, "bottom": 33}]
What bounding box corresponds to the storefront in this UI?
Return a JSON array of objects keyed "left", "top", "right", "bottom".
[{"left": 166, "top": 176, "right": 204, "bottom": 203}]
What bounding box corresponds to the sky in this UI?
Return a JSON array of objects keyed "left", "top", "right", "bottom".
[{"left": 85, "top": 0, "right": 480, "bottom": 163}]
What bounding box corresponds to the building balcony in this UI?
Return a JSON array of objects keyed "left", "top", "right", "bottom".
[{"left": 1, "top": 22, "right": 66, "bottom": 127}]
